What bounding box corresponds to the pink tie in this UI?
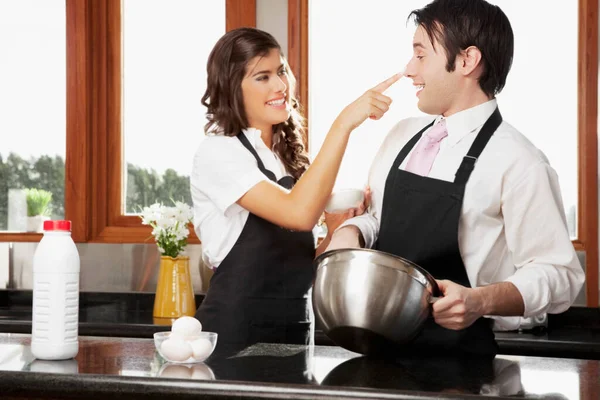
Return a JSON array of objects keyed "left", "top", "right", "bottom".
[{"left": 405, "top": 119, "right": 448, "bottom": 176}]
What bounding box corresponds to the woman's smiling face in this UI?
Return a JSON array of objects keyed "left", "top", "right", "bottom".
[{"left": 241, "top": 49, "right": 291, "bottom": 134}]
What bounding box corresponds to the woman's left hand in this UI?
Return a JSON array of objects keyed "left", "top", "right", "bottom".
[{"left": 323, "top": 209, "right": 356, "bottom": 235}]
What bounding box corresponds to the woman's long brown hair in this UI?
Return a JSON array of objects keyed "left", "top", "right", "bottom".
[{"left": 201, "top": 27, "right": 310, "bottom": 181}]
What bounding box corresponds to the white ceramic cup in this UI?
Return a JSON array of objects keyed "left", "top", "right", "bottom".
[{"left": 325, "top": 189, "right": 365, "bottom": 214}]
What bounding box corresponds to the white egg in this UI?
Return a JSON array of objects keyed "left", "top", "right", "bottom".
[
  {"left": 159, "top": 364, "right": 192, "bottom": 379},
  {"left": 160, "top": 338, "right": 193, "bottom": 362},
  {"left": 171, "top": 316, "right": 202, "bottom": 337},
  {"left": 190, "top": 338, "right": 213, "bottom": 361},
  {"left": 191, "top": 364, "right": 215, "bottom": 380},
  {"left": 169, "top": 331, "right": 186, "bottom": 341}
]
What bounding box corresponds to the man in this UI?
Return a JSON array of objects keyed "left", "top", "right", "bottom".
[{"left": 327, "top": 0, "right": 585, "bottom": 356}]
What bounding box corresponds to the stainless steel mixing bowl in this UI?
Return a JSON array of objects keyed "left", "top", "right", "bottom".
[{"left": 312, "top": 248, "right": 439, "bottom": 356}]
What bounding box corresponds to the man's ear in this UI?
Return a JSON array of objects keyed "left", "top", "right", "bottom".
[{"left": 458, "top": 46, "right": 483, "bottom": 77}]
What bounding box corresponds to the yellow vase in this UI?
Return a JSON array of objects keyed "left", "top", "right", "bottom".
[{"left": 153, "top": 256, "right": 196, "bottom": 324}]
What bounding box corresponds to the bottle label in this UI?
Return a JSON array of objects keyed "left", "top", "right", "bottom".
[{"left": 32, "top": 273, "right": 79, "bottom": 344}]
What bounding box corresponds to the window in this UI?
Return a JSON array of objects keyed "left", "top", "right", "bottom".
[
  {"left": 494, "top": 1, "right": 578, "bottom": 238},
  {"left": 0, "top": 0, "right": 257, "bottom": 242},
  {"left": 306, "top": 0, "right": 598, "bottom": 305},
  {"left": 69, "top": 0, "right": 256, "bottom": 244},
  {"left": 309, "top": 0, "right": 577, "bottom": 236},
  {"left": 0, "top": 1, "right": 66, "bottom": 234},
  {"left": 122, "top": 0, "right": 226, "bottom": 214}
]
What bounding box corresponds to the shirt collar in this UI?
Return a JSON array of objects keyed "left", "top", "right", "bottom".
[
  {"left": 242, "top": 127, "right": 264, "bottom": 149},
  {"left": 434, "top": 98, "right": 498, "bottom": 147}
]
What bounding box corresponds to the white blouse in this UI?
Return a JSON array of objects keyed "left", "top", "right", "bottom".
[{"left": 191, "top": 128, "right": 290, "bottom": 269}]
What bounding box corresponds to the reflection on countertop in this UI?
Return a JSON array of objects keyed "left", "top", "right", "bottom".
[
  {"left": 2, "top": 290, "right": 600, "bottom": 361},
  {"left": 0, "top": 333, "right": 598, "bottom": 400}
]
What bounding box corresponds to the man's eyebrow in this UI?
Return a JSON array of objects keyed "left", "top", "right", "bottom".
[{"left": 413, "top": 42, "right": 427, "bottom": 50}]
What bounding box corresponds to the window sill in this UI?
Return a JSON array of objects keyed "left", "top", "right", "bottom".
[{"left": 0, "top": 232, "right": 43, "bottom": 243}]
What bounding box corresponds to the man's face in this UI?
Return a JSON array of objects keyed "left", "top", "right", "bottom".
[{"left": 404, "top": 25, "right": 460, "bottom": 116}]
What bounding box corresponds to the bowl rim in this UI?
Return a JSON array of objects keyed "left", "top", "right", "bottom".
[
  {"left": 153, "top": 331, "right": 218, "bottom": 340},
  {"left": 327, "top": 189, "right": 365, "bottom": 201},
  {"left": 314, "top": 248, "right": 439, "bottom": 296}
]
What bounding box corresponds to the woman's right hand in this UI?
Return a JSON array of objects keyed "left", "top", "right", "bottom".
[{"left": 334, "top": 73, "right": 402, "bottom": 132}]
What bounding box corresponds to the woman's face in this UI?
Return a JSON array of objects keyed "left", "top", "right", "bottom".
[{"left": 241, "top": 49, "right": 290, "bottom": 134}]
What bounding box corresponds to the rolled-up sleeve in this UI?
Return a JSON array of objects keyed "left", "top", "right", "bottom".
[
  {"left": 337, "top": 212, "right": 380, "bottom": 249},
  {"left": 501, "top": 162, "right": 585, "bottom": 317}
]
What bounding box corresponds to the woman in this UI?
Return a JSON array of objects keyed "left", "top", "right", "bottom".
[{"left": 192, "top": 27, "right": 399, "bottom": 348}]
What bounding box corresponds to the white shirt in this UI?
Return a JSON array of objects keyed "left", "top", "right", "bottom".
[
  {"left": 191, "top": 128, "right": 290, "bottom": 269},
  {"left": 339, "top": 99, "right": 585, "bottom": 330}
]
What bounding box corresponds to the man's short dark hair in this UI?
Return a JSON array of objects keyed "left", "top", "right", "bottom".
[{"left": 409, "top": 0, "right": 514, "bottom": 97}]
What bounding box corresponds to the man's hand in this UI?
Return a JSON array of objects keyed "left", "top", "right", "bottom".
[{"left": 432, "top": 279, "right": 485, "bottom": 330}]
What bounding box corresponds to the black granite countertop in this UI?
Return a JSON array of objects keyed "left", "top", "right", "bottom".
[
  {"left": 1, "top": 290, "right": 599, "bottom": 360},
  {"left": 1, "top": 333, "right": 598, "bottom": 400}
]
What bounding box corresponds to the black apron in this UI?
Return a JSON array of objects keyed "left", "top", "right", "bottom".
[
  {"left": 375, "top": 108, "right": 502, "bottom": 357},
  {"left": 196, "top": 133, "right": 315, "bottom": 349}
]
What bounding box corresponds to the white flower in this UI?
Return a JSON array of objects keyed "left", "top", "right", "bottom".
[
  {"left": 139, "top": 201, "right": 195, "bottom": 258},
  {"left": 151, "top": 226, "right": 164, "bottom": 238},
  {"left": 163, "top": 206, "right": 179, "bottom": 221},
  {"left": 156, "top": 217, "right": 176, "bottom": 230},
  {"left": 174, "top": 226, "right": 189, "bottom": 242},
  {"left": 149, "top": 203, "right": 164, "bottom": 219},
  {"left": 175, "top": 201, "right": 194, "bottom": 222},
  {"left": 149, "top": 203, "right": 163, "bottom": 213}
]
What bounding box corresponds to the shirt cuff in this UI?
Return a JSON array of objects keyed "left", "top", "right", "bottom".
[
  {"left": 503, "top": 265, "right": 555, "bottom": 318},
  {"left": 336, "top": 213, "right": 379, "bottom": 249},
  {"left": 489, "top": 316, "right": 522, "bottom": 331}
]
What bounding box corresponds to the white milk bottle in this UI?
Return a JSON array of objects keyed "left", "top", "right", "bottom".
[{"left": 31, "top": 220, "right": 80, "bottom": 360}]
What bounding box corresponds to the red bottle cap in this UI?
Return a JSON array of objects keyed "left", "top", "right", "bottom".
[{"left": 43, "top": 220, "right": 72, "bottom": 232}]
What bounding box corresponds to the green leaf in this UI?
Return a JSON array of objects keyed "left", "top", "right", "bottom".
[{"left": 25, "top": 188, "right": 52, "bottom": 217}]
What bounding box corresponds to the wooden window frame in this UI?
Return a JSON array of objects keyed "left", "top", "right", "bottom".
[
  {"left": 575, "top": 0, "right": 599, "bottom": 306},
  {"left": 288, "top": 0, "right": 309, "bottom": 145},
  {"left": 85, "top": 0, "right": 255, "bottom": 245},
  {"left": 67, "top": 0, "right": 254, "bottom": 246},
  {"left": 2, "top": 0, "right": 255, "bottom": 244},
  {"left": 288, "top": 0, "right": 599, "bottom": 307}
]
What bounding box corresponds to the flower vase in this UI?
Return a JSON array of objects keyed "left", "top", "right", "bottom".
[{"left": 153, "top": 256, "right": 196, "bottom": 324}]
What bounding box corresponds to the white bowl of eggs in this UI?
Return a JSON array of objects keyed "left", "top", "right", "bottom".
[
  {"left": 154, "top": 316, "right": 218, "bottom": 364},
  {"left": 325, "top": 189, "right": 365, "bottom": 214}
]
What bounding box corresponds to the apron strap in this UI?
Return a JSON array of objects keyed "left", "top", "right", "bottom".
[
  {"left": 237, "top": 133, "right": 277, "bottom": 182},
  {"left": 391, "top": 120, "right": 436, "bottom": 170},
  {"left": 454, "top": 107, "right": 503, "bottom": 185}
]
